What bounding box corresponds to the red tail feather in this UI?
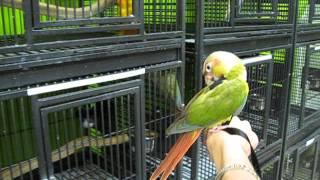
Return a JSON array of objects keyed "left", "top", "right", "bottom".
[{"left": 149, "top": 129, "right": 203, "bottom": 180}]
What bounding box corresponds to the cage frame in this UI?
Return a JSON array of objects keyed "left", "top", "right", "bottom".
[{"left": 0, "top": 37, "right": 185, "bottom": 91}]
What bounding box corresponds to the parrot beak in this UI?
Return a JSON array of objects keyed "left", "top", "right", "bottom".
[{"left": 204, "top": 74, "right": 218, "bottom": 85}]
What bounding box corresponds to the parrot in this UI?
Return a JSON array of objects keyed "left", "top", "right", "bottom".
[{"left": 149, "top": 51, "right": 249, "bottom": 180}]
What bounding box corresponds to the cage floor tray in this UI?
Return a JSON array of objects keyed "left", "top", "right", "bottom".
[{"left": 54, "top": 164, "right": 117, "bottom": 180}]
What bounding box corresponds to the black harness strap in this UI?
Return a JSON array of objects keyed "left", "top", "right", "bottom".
[{"left": 222, "top": 127, "right": 262, "bottom": 178}]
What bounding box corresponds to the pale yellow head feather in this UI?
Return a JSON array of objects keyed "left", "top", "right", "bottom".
[{"left": 202, "top": 51, "right": 246, "bottom": 85}]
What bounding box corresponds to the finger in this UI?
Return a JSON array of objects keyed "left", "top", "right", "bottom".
[
  {"left": 247, "top": 131, "right": 259, "bottom": 149},
  {"left": 230, "top": 118, "right": 251, "bottom": 132},
  {"left": 229, "top": 116, "right": 241, "bottom": 126},
  {"left": 241, "top": 120, "right": 252, "bottom": 131}
]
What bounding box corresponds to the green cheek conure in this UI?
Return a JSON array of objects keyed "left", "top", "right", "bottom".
[{"left": 150, "top": 51, "right": 249, "bottom": 180}]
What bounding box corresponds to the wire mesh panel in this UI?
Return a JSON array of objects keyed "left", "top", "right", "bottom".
[
  {"left": 288, "top": 44, "right": 320, "bottom": 135},
  {"left": 144, "top": 63, "right": 184, "bottom": 179},
  {"left": 297, "top": 0, "right": 320, "bottom": 25},
  {"left": 241, "top": 57, "right": 273, "bottom": 147},
  {"left": 267, "top": 49, "right": 290, "bottom": 145},
  {"left": 283, "top": 149, "right": 297, "bottom": 179},
  {"left": 0, "top": 0, "right": 26, "bottom": 46},
  {"left": 261, "top": 157, "right": 280, "bottom": 180},
  {"left": 296, "top": 143, "right": 317, "bottom": 180},
  {"left": 144, "top": 0, "right": 181, "bottom": 33},
  {"left": 0, "top": 93, "right": 40, "bottom": 180}
]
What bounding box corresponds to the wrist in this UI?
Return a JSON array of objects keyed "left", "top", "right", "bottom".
[{"left": 206, "top": 132, "right": 251, "bottom": 171}]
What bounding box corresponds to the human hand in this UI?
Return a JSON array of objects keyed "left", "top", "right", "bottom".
[{"left": 206, "top": 116, "right": 259, "bottom": 171}]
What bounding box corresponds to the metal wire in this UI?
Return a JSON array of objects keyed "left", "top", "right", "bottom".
[
  {"left": 0, "top": 96, "right": 39, "bottom": 180},
  {"left": 144, "top": 0, "right": 179, "bottom": 33},
  {"left": 261, "top": 160, "right": 279, "bottom": 180}
]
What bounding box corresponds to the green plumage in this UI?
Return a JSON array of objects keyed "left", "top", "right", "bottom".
[{"left": 166, "top": 62, "right": 249, "bottom": 135}]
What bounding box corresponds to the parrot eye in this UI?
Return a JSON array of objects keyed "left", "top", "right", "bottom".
[{"left": 206, "top": 64, "right": 212, "bottom": 72}]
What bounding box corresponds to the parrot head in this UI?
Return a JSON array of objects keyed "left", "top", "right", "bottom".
[{"left": 202, "top": 51, "right": 246, "bottom": 85}]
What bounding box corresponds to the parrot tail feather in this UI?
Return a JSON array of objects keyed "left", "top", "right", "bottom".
[{"left": 150, "top": 129, "right": 203, "bottom": 180}]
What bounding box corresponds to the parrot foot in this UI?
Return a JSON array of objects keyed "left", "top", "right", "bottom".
[
  {"left": 203, "top": 125, "right": 229, "bottom": 144},
  {"left": 208, "top": 125, "right": 228, "bottom": 133}
]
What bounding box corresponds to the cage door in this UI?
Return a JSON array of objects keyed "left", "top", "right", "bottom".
[
  {"left": 28, "top": 68, "right": 146, "bottom": 179},
  {"left": 234, "top": 0, "right": 278, "bottom": 22},
  {"left": 31, "top": 80, "right": 145, "bottom": 180}
]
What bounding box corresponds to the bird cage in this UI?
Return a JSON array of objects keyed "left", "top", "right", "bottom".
[
  {"left": 0, "top": 0, "right": 184, "bottom": 84},
  {"left": 288, "top": 43, "right": 320, "bottom": 135},
  {"left": 185, "top": 0, "right": 293, "bottom": 36},
  {"left": 282, "top": 130, "right": 320, "bottom": 180},
  {"left": 0, "top": 0, "right": 184, "bottom": 45},
  {"left": 0, "top": 61, "right": 184, "bottom": 180}
]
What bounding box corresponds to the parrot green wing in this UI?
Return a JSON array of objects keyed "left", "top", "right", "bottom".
[
  {"left": 187, "top": 78, "right": 249, "bottom": 126},
  {"left": 166, "top": 78, "right": 248, "bottom": 135},
  {"left": 165, "top": 87, "right": 210, "bottom": 135}
]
